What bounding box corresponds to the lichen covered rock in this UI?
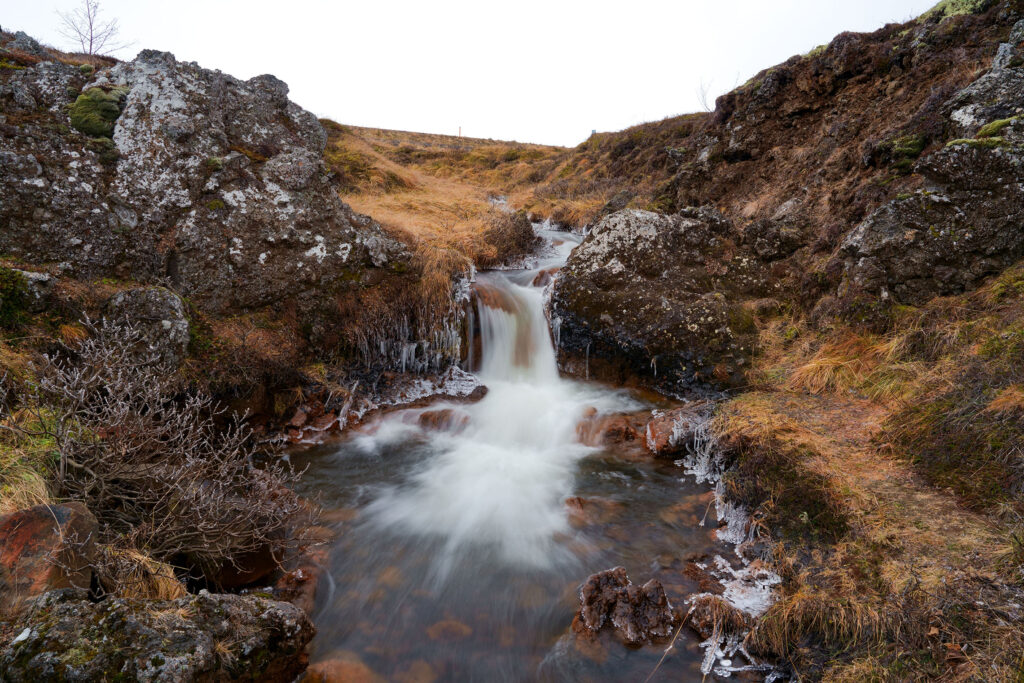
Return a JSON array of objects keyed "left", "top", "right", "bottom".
[
  {"left": 103, "top": 286, "right": 190, "bottom": 370},
  {"left": 839, "top": 34, "right": 1024, "bottom": 306},
  {"left": 0, "top": 47, "right": 407, "bottom": 317},
  {"left": 551, "top": 208, "right": 772, "bottom": 392},
  {"left": 0, "top": 588, "right": 315, "bottom": 682}
]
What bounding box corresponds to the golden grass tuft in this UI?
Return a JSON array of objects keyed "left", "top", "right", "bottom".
[
  {"left": 98, "top": 546, "right": 188, "bottom": 600},
  {"left": 748, "top": 587, "right": 887, "bottom": 657},
  {"left": 985, "top": 384, "right": 1024, "bottom": 414}
]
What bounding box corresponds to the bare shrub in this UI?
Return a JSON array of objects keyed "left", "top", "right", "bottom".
[{"left": 3, "top": 318, "right": 308, "bottom": 586}]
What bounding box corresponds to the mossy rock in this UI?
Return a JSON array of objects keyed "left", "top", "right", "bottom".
[
  {"left": 69, "top": 86, "right": 129, "bottom": 138},
  {"left": 0, "top": 267, "right": 29, "bottom": 330}
]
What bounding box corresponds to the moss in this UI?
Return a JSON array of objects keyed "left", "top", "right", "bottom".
[
  {"left": 206, "top": 157, "right": 224, "bottom": 172},
  {"left": 86, "top": 137, "right": 119, "bottom": 166},
  {"left": 69, "top": 86, "right": 129, "bottom": 138},
  {"left": 803, "top": 44, "right": 827, "bottom": 59},
  {"left": 727, "top": 305, "right": 757, "bottom": 335},
  {"left": 920, "top": 0, "right": 992, "bottom": 20},
  {"left": 976, "top": 116, "right": 1019, "bottom": 138},
  {"left": 0, "top": 267, "right": 30, "bottom": 330},
  {"left": 79, "top": 64, "right": 94, "bottom": 76},
  {"left": 206, "top": 199, "right": 226, "bottom": 211},
  {"left": 945, "top": 136, "right": 1009, "bottom": 149}
]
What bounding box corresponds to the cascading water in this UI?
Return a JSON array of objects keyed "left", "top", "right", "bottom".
[{"left": 291, "top": 225, "right": 750, "bottom": 681}]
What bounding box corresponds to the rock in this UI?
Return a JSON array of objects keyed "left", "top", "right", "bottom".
[
  {"left": 551, "top": 208, "right": 769, "bottom": 392},
  {"left": 273, "top": 545, "right": 328, "bottom": 616},
  {"left": 565, "top": 496, "right": 624, "bottom": 529},
  {"left": 9, "top": 269, "right": 54, "bottom": 313},
  {"left": 0, "top": 588, "right": 314, "bottom": 681},
  {"left": 644, "top": 402, "right": 712, "bottom": 458},
  {"left": 426, "top": 619, "right": 472, "bottom": 641},
  {"left": 103, "top": 286, "right": 190, "bottom": 371},
  {"left": 417, "top": 408, "right": 470, "bottom": 433},
  {"left": 305, "top": 651, "right": 383, "bottom": 683},
  {"left": 839, "top": 136, "right": 1024, "bottom": 307},
  {"left": 576, "top": 567, "right": 678, "bottom": 645},
  {"left": 0, "top": 45, "right": 408, "bottom": 316},
  {"left": 0, "top": 503, "right": 97, "bottom": 612},
  {"left": 7, "top": 31, "right": 49, "bottom": 58},
  {"left": 945, "top": 20, "right": 1024, "bottom": 137},
  {"left": 575, "top": 411, "right": 646, "bottom": 448}
]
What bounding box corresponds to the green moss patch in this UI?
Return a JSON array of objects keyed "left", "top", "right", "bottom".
[
  {"left": 977, "top": 117, "right": 1020, "bottom": 138},
  {"left": 0, "top": 268, "right": 29, "bottom": 330},
  {"left": 69, "top": 86, "right": 129, "bottom": 138}
]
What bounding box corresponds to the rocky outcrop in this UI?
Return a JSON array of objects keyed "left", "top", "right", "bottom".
[
  {"left": 550, "top": 208, "right": 770, "bottom": 392},
  {"left": 839, "top": 23, "right": 1024, "bottom": 305},
  {"left": 0, "top": 503, "right": 97, "bottom": 613},
  {"left": 574, "top": 567, "right": 678, "bottom": 645},
  {"left": 0, "top": 588, "right": 314, "bottom": 681},
  {"left": 0, "top": 44, "right": 406, "bottom": 315}
]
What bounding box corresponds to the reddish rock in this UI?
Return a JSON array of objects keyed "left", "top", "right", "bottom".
[
  {"left": 531, "top": 267, "right": 560, "bottom": 287},
  {"left": 565, "top": 496, "right": 624, "bottom": 529},
  {"left": 576, "top": 412, "right": 645, "bottom": 448},
  {"left": 310, "top": 411, "right": 339, "bottom": 431},
  {"left": 426, "top": 619, "right": 472, "bottom": 641},
  {"left": 577, "top": 567, "right": 678, "bottom": 645},
  {"left": 644, "top": 402, "right": 711, "bottom": 458},
  {"left": 0, "top": 502, "right": 97, "bottom": 611},
  {"left": 288, "top": 408, "right": 309, "bottom": 429},
  {"left": 305, "top": 651, "right": 383, "bottom": 683},
  {"left": 418, "top": 408, "right": 470, "bottom": 434}
]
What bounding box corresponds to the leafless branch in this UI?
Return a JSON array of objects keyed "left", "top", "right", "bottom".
[{"left": 56, "top": 0, "right": 133, "bottom": 55}]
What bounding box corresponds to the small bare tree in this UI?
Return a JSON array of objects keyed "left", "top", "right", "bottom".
[
  {"left": 57, "top": 0, "right": 131, "bottom": 55},
  {"left": 697, "top": 78, "right": 715, "bottom": 113}
]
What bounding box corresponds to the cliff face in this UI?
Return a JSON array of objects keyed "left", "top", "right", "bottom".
[{"left": 549, "top": 2, "right": 1024, "bottom": 393}]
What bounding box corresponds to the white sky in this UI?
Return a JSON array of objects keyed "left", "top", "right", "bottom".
[{"left": 6, "top": 0, "right": 940, "bottom": 146}]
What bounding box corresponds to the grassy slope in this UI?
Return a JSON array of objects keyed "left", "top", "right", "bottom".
[
  {"left": 321, "top": 120, "right": 565, "bottom": 263},
  {"left": 713, "top": 263, "right": 1024, "bottom": 679}
]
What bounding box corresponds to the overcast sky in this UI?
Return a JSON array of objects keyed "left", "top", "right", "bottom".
[{"left": 7, "top": 0, "right": 940, "bottom": 146}]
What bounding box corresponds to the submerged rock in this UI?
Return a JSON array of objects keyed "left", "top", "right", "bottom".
[
  {"left": 575, "top": 567, "right": 678, "bottom": 645},
  {"left": 0, "top": 588, "right": 314, "bottom": 682}
]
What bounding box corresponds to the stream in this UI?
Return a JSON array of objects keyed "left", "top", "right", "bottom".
[{"left": 291, "top": 227, "right": 745, "bottom": 681}]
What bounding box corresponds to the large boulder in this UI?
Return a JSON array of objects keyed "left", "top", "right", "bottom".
[
  {"left": 0, "top": 588, "right": 314, "bottom": 682},
  {"left": 550, "top": 208, "right": 772, "bottom": 392},
  {"left": 0, "top": 47, "right": 407, "bottom": 315},
  {"left": 0, "top": 503, "right": 97, "bottom": 612}
]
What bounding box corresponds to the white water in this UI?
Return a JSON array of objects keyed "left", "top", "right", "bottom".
[{"left": 364, "top": 228, "right": 638, "bottom": 571}]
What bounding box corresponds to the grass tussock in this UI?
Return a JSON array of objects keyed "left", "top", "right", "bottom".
[{"left": 95, "top": 546, "right": 188, "bottom": 600}]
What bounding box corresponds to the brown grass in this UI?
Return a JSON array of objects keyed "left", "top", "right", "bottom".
[{"left": 96, "top": 546, "right": 187, "bottom": 600}]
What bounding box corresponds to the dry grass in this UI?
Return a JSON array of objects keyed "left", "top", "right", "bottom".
[
  {"left": 713, "top": 262, "right": 1024, "bottom": 678},
  {"left": 96, "top": 546, "right": 187, "bottom": 600},
  {"left": 322, "top": 120, "right": 562, "bottom": 265}
]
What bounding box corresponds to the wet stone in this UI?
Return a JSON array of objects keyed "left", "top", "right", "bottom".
[{"left": 576, "top": 567, "right": 679, "bottom": 646}]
